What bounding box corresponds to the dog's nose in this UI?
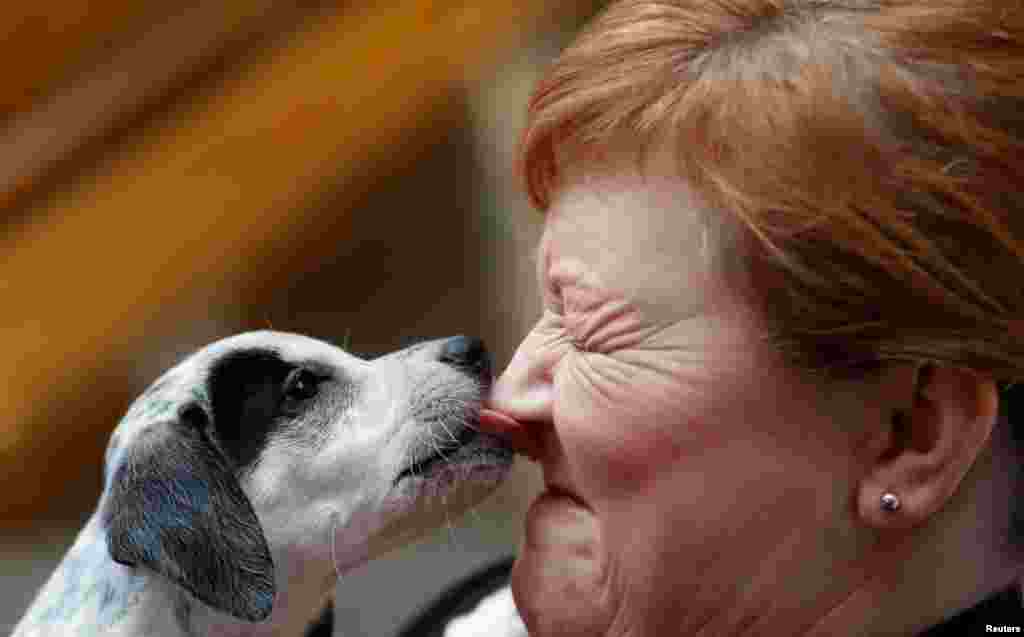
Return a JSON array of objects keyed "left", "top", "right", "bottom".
[{"left": 439, "top": 335, "right": 493, "bottom": 378}]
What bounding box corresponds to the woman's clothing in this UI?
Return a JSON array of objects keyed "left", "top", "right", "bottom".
[{"left": 921, "top": 584, "right": 1023, "bottom": 636}]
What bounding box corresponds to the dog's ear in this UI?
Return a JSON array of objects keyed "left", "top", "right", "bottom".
[{"left": 101, "top": 403, "right": 275, "bottom": 622}]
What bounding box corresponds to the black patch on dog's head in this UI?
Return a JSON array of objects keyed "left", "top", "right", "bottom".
[
  {"left": 207, "top": 348, "right": 295, "bottom": 470},
  {"left": 205, "top": 347, "right": 335, "bottom": 470}
]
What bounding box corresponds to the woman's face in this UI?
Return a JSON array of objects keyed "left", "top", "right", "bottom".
[{"left": 489, "top": 164, "right": 886, "bottom": 636}]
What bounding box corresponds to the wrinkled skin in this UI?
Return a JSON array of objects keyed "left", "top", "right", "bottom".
[{"left": 488, "top": 164, "right": 891, "bottom": 636}]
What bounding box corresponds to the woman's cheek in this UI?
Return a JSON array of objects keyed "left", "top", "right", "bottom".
[{"left": 557, "top": 353, "right": 730, "bottom": 497}]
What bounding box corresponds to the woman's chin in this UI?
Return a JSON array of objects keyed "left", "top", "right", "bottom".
[{"left": 513, "top": 490, "right": 616, "bottom": 635}]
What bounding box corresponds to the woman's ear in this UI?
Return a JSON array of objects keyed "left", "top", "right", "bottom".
[{"left": 857, "top": 363, "right": 999, "bottom": 530}]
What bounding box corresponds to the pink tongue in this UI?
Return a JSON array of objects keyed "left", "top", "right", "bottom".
[
  {"left": 478, "top": 408, "right": 522, "bottom": 432},
  {"left": 478, "top": 409, "right": 544, "bottom": 461}
]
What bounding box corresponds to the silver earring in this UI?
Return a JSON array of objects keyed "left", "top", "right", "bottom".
[{"left": 880, "top": 492, "right": 901, "bottom": 512}]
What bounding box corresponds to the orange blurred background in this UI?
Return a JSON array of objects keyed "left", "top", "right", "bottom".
[{"left": 0, "top": 2, "right": 605, "bottom": 633}]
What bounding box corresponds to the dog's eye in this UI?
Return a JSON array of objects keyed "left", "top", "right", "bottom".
[{"left": 283, "top": 368, "right": 321, "bottom": 403}]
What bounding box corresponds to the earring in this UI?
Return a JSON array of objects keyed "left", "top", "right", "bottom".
[{"left": 880, "top": 492, "right": 901, "bottom": 512}]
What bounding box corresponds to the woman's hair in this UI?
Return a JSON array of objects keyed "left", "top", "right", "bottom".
[{"left": 520, "top": 0, "right": 1024, "bottom": 381}]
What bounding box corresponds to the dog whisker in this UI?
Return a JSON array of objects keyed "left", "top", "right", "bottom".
[
  {"left": 466, "top": 504, "right": 488, "bottom": 535},
  {"left": 437, "top": 420, "right": 460, "bottom": 446},
  {"left": 441, "top": 491, "right": 457, "bottom": 551},
  {"left": 330, "top": 509, "right": 344, "bottom": 582}
]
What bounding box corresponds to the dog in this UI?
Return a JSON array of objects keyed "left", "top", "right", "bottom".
[{"left": 12, "top": 330, "right": 515, "bottom": 636}]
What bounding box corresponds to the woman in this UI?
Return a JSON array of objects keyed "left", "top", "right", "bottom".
[{"left": 477, "top": 0, "right": 1024, "bottom": 634}]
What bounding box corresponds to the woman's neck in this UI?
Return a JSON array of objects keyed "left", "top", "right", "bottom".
[{"left": 806, "top": 430, "right": 1024, "bottom": 636}]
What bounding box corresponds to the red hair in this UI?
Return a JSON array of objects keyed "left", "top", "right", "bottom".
[{"left": 521, "top": 0, "right": 1024, "bottom": 378}]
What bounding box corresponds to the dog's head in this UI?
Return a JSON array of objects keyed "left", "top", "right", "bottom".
[{"left": 98, "top": 331, "right": 513, "bottom": 622}]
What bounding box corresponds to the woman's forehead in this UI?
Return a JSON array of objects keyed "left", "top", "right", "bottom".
[{"left": 537, "top": 168, "right": 720, "bottom": 318}]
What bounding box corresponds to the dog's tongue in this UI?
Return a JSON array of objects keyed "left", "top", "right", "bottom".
[
  {"left": 478, "top": 408, "right": 520, "bottom": 432},
  {"left": 478, "top": 409, "right": 543, "bottom": 461}
]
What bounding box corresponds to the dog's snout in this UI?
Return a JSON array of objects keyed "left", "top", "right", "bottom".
[{"left": 438, "top": 335, "right": 492, "bottom": 378}]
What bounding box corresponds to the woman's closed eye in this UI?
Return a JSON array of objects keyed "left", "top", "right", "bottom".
[
  {"left": 540, "top": 260, "right": 653, "bottom": 355},
  {"left": 564, "top": 296, "right": 652, "bottom": 356},
  {"left": 540, "top": 299, "right": 597, "bottom": 355}
]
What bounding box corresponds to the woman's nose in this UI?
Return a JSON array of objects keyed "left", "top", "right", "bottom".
[
  {"left": 479, "top": 335, "right": 553, "bottom": 461},
  {"left": 488, "top": 334, "right": 555, "bottom": 424}
]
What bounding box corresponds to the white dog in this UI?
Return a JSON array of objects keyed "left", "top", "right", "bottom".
[{"left": 13, "top": 331, "right": 514, "bottom": 636}]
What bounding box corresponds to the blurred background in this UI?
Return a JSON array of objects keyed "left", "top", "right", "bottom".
[{"left": 0, "top": 2, "right": 607, "bottom": 634}]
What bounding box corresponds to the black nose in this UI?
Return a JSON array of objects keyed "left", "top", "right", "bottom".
[{"left": 438, "top": 335, "right": 492, "bottom": 379}]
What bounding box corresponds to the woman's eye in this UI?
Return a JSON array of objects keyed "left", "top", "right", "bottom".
[{"left": 284, "top": 369, "right": 321, "bottom": 402}]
